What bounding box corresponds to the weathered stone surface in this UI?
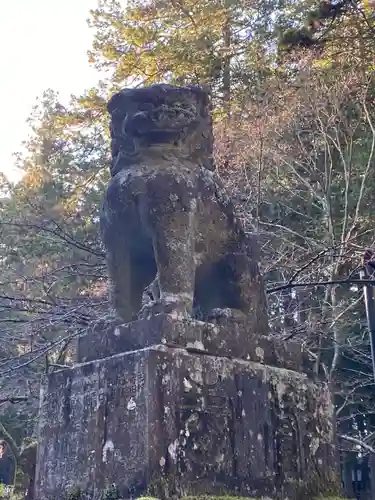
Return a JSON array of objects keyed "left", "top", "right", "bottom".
[
  {"left": 35, "top": 84, "right": 337, "bottom": 500},
  {"left": 100, "top": 84, "right": 269, "bottom": 334},
  {"left": 35, "top": 345, "right": 336, "bottom": 500},
  {"left": 77, "top": 313, "right": 309, "bottom": 374}
]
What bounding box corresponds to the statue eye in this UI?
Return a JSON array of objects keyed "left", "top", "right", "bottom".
[
  {"left": 121, "top": 113, "right": 129, "bottom": 136},
  {"left": 122, "top": 136, "right": 138, "bottom": 155},
  {"left": 138, "top": 103, "right": 153, "bottom": 113}
]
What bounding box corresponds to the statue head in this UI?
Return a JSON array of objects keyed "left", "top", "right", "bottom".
[{"left": 107, "top": 84, "right": 214, "bottom": 175}]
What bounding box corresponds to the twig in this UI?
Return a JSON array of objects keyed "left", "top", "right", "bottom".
[
  {"left": 0, "top": 396, "right": 28, "bottom": 404},
  {"left": 340, "top": 434, "right": 375, "bottom": 454},
  {"left": 0, "top": 328, "right": 85, "bottom": 378},
  {"left": 267, "top": 278, "right": 375, "bottom": 294},
  {"left": 286, "top": 246, "right": 336, "bottom": 286}
]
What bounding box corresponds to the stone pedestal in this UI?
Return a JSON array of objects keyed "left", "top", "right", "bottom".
[
  {"left": 77, "top": 314, "right": 310, "bottom": 373},
  {"left": 35, "top": 316, "right": 337, "bottom": 500}
]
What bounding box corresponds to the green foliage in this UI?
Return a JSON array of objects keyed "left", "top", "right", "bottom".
[
  {"left": 137, "top": 497, "right": 257, "bottom": 500},
  {"left": 87, "top": 0, "right": 280, "bottom": 106},
  {"left": 101, "top": 484, "right": 121, "bottom": 500},
  {"left": 277, "top": 0, "right": 375, "bottom": 70},
  {"left": 66, "top": 486, "right": 83, "bottom": 500}
]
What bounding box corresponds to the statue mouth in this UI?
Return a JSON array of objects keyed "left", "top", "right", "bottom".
[{"left": 123, "top": 104, "right": 199, "bottom": 141}]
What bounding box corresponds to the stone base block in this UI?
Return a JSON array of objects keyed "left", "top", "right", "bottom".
[
  {"left": 77, "top": 313, "right": 311, "bottom": 374},
  {"left": 35, "top": 345, "right": 337, "bottom": 500}
]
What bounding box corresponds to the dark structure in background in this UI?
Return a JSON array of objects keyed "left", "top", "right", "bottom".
[
  {"left": 340, "top": 420, "right": 374, "bottom": 500},
  {"left": 341, "top": 251, "right": 375, "bottom": 500},
  {"left": 0, "top": 440, "right": 16, "bottom": 493},
  {"left": 361, "top": 249, "right": 375, "bottom": 382}
]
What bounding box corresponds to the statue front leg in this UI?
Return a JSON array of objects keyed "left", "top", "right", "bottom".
[
  {"left": 140, "top": 207, "right": 196, "bottom": 319},
  {"left": 215, "top": 251, "right": 269, "bottom": 333},
  {"left": 106, "top": 246, "right": 134, "bottom": 323}
]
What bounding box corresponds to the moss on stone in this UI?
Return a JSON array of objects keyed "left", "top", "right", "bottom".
[
  {"left": 137, "top": 497, "right": 258, "bottom": 500},
  {"left": 137, "top": 496, "right": 347, "bottom": 500},
  {"left": 315, "top": 498, "right": 348, "bottom": 500}
]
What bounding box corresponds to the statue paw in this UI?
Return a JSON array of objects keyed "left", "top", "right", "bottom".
[
  {"left": 207, "top": 308, "right": 247, "bottom": 324},
  {"left": 138, "top": 295, "right": 191, "bottom": 320},
  {"left": 90, "top": 311, "right": 123, "bottom": 331}
]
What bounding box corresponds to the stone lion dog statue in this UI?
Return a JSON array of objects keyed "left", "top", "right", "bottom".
[{"left": 100, "top": 84, "right": 268, "bottom": 333}]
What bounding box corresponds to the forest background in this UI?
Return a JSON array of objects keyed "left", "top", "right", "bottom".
[{"left": 1, "top": 0, "right": 375, "bottom": 492}]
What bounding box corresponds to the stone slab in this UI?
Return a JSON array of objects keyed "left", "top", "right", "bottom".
[
  {"left": 35, "top": 345, "right": 336, "bottom": 500},
  {"left": 77, "top": 313, "right": 311, "bottom": 373}
]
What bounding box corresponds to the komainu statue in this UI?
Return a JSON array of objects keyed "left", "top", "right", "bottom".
[{"left": 100, "top": 84, "right": 268, "bottom": 331}]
